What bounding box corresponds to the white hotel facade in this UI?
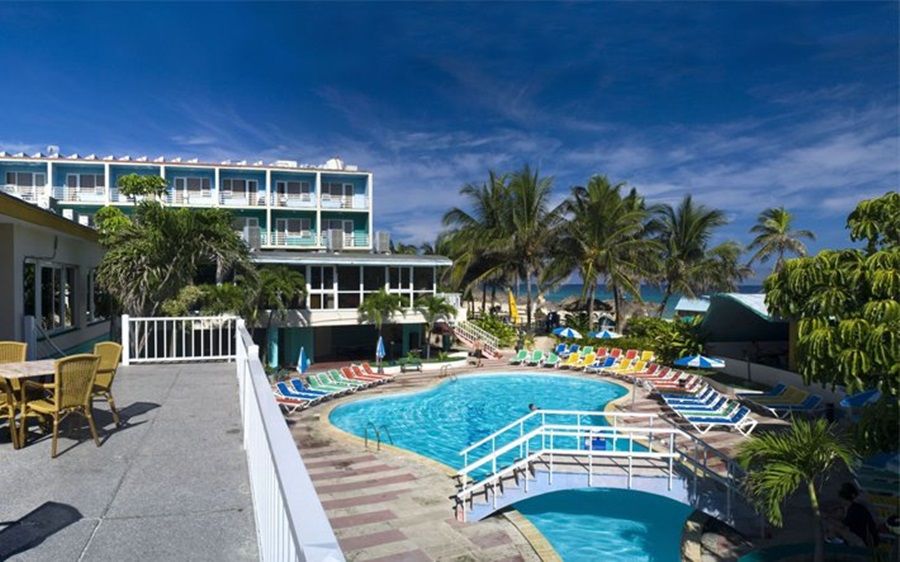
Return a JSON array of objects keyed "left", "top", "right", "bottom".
[{"left": 0, "top": 148, "right": 454, "bottom": 365}]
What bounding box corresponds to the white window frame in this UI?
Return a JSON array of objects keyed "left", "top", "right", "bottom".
[
  {"left": 7, "top": 171, "right": 45, "bottom": 187},
  {"left": 175, "top": 176, "right": 211, "bottom": 199},
  {"left": 65, "top": 173, "right": 105, "bottom": 194}
]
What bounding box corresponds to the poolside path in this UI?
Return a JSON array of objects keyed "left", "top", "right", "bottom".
[{"left": 288, "top": 372, "right": 545, "bottom": 562}]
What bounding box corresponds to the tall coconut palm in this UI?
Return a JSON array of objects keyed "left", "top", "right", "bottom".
[
  {"left": 737, "top": 418, "right": 856, "bottom": 562},
  {"left": 650, "top": 195, "right": 737, "bottom": 315},
  {"left": 550, "top": 176, "right": 658, "bottom": 328},
  {"left": 414, "top": 294, "right": 457, "bottom": 358},
  {"left": 442, "top": 172, "right": 513, "bottom": 312},
  {"left": 747, "top": 207, "right": 815, "bottom": 273},
  {"left": 507, "top": 164, "right": 565, "bottom": 326}
]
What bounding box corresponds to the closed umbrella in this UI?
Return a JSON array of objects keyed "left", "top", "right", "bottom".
[
  {"left": 297, "top": 346, "right": 310, "bottom": 374},
  {"left": 552, "top": 327, "right": 582, "bottom": 339},
  {"left": 674, "top": 355, "right": 725, "bottom": 369},
  {"left": 507, "top": 288, "right": 519, "bottom": 325},
  {"left": 376, "top": 335, "right": 386, "bottom": 372}
]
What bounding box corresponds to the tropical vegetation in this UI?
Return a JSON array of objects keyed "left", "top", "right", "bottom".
[
  {"left": 747, "top": 206, "right": 815, "bottom": 273},
  {"left": 414, "top": 294, "right": 457, "bottom": 358},
  {"left": 357, "top": 288, "right": 406, "bottom": 355},
  {"left": 764, "top": 191, "right": 899, "bottom": 453},
  {"left": 737, "top": 418, "right": 857, "bottom": 562}
]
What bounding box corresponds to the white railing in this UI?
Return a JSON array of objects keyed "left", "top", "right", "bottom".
[
  {"left": 273, "top": 193, "right": 316, "bottom": 208},
  {"left": 454, "top": 409, "right": 746, "bottom": 523},
  {"left": 453, "top": 320, "right": 500, "bottom": 356},
  {"left": 437, "top": 292, "right": 462, "bottom": 308},
  {"left": 3, "top": 184, "right": 44, "bottom": 203},
  {"left": 121, "top": 314, "right": 238, "bottom": 365},
  {"left": 236, "top": 321, "right": 344, "bottom": 562}
]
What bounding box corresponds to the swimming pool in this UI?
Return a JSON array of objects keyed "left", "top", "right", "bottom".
[
  {"left": 328, "top": 373, "right": 690, "bottom": 560},
  {"left": 515, "top": 488, "right": 693, "bottom": 562},
  {"left": 329, "top": 373, "right": 627, "bottom": 470}
]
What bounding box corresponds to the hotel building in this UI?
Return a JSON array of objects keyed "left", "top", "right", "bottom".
[{"left": 0, "top": 148, "right": 454, "bottom": 366}]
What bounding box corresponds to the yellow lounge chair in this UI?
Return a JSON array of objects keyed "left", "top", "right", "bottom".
[
  {"left": 614, "top": 360, "right": 647, "bottom": 375},
  {"left": 574, "top": 352, "right": 597, "bottom": 370},
  {"left": 640, "top": 350, "right": 655, "bottom": 362},
  {"left": 559, "top": 353, "right": 581, "bottom": 369},
  {"left": 748, "top": 386, "right": 807, "bottom": 405}
]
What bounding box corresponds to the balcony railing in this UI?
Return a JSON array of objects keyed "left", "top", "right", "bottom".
[
  {"left": 272, "top": 193, "right": 316, "bottom": 208},
  {"left": 170, "top": 191, "right": 216, "bottom": 206},
  {"left": 119, "top": 315, "right": 345, "bottom": 561},
  {"left": 261, "top": 232, "right": 370, "bottom": 248},
  {"left": 2, "top": 184, "right": 44, "bottom": 203},
  {"left": 220, "top": 191, "right": 265, "bottom": 207},
  {"left": 55, "top": 186, "right": 107, "bottom": 203},
  {"left": 319, "top": 194, "right": 368, "bottom": 210}
]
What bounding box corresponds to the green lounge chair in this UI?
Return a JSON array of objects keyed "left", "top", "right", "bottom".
[
  {"left": 580, "top": 346, "right": 594, "bottom": 356},
  {"left": 509, "top": 350, "right": 528, "bottom": 365},
  {"left": 307, "top": 373, "right": 353, "bottom": 394},
  {"left": 526, "top": 349, "right": 544, "bottom": 366},
  {"left": 542, "top": 352, "right": 560, "bottom": 368},
  {"left": 327, "top": 369, "right": 368, "bottom": 388}
]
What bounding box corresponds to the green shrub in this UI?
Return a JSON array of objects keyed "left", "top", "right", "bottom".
[{"left": 472, "top": 314, "right": 517, "bottom": 347}]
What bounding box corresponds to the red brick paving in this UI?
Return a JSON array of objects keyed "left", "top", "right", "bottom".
[
  {"left": 321, "top": 490, "right": 411, "bottom": 510},
  {"left": 338, "top": 529, "right": 407, "bottom": 551},
  {"left": 328, "top": 509, "right": 398, "bottom": 530},
  {"left": 468, "top": 530, "right": 514, "bottom": 549},
  {"left": 304, "top": 454, "right": 377, "bottom": 469},
  {"left": 365, "top": 548, "right": 432, "bottom": 562},
  {"left": 309, "top": 463, "right": 397, "bottom": 480},
  {"left": 314, "top": 473, "right": 417, "bottom": 494}
]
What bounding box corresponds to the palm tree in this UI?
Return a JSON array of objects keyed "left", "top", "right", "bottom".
[
  {"left": 507, "top": 164, "right": 565, "bottom": 326},
  {"left": 737, "top": 418, "right": 856, "bottom": 562},
  {"left": 550, "top": 176, "right": 658, "bottom": 328},
  {"left": 747, "top": 207, "right": 815, "bottom": 273},
  {"left": 96, "top": 202, "right": 252, "bottom": 317},
  {"left": 256, "top": 266, "right": 305, "bottom": 365},
  {"left": 650, "top": 195, "right": 739, "bottom": 315},
  {"left": 357, "top": 288, "right": 406, "bottom": 359},
  {"left": 414, "top": 294, "right": 457, "bottom": 358}
]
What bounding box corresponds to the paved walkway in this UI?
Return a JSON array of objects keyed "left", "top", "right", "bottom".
[{"left": 0, "top": 363, "right": 257, "bottom": 562}]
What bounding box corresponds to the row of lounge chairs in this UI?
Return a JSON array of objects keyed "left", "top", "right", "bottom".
[
  {"left": 616, "top": 364, "right": 759, "bottom": 436},
  {"left": 509, "top": 345, "right": 655, "bottom": 373},
  {"left": 735, "top": 384, "right": 823, "bottom": 418},
  {"left": 272, "top": 363, "right": 393, "bottom": 413}
]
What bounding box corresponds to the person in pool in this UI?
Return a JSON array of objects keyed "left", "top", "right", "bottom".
[{"left": 529, "top": 403, "right": 539, "bottom": 412}]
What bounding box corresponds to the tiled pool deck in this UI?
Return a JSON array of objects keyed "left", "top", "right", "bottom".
[{"left": 0, "top": 363, "right": 257, "bottom": 562}]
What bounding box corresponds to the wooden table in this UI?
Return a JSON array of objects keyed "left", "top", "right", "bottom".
[{"left": 0, "top": 359, "right": 56, "bottom": 448}]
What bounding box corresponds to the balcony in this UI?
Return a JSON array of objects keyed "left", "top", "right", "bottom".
[
  {"left": 2, "top": 184, "right": 45, "bottom": 203},
  {"left": 220, "top": 191, "right": 266, "bottom": 207},
  {"left": 55, "top": 186, "right": 107, "bottom": 204},
  {"left": 170, "top": 191, "right": 216, "bottom": 206},
  {"left": 272, "top": 192, "right": 316, "bottom": 209},
  {"left": 264, "top": 231, "right": 321, "bottom": 248},
  {"left": 319, "top": 194, "right": 368, "bottom": 210}
]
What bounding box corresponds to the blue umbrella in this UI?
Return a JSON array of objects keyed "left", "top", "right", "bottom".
[
  {"left": 674, "top": 354, "right": 725, "bottom": 369},
  {"left": 296, "top": 346, "right": 310, "bottom": 374},
  {"left": 591, "top": 329, "right": 622, "bottom": 340},
  {"left": 376, "top": 335, "right": 386, "bottom": 360},
  {"left": 552, "top": 327, "right": 582, "bottom": 339}
]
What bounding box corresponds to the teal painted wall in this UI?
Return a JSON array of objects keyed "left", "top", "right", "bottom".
[
  {"left": 321, "top": 173, "right": 367, "bottom": 196},
  {"left": 53, "top": 163, "right": 104, "bottom": 186},
  {"left": 0, "top": 161, "right": 47, "bottom": 182},
  {"left": 271, "top": 171, "right": 316, "bottom": 189},
  {"left": 280, "top": 327, "right": 315, "bottom": 368},
  {"left": 109, "top": 164, "right": 163, "bottom": 188}
]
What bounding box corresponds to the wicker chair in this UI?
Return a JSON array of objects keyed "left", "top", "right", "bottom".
[
  {"left": 0, "top": 342, "right": 28, "bottom": 448},
  {"left": 92, "top": 342, "right": 123, "bottom": 426},
  {"left": 21, "top": 354, "right": 102, "bottom": 458}
]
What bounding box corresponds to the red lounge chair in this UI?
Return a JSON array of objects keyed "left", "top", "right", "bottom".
[
  {"left": 361, "top": 362, "right": 394, "bottom": 380},
  {"left": 349, "top": 365, "right": 387, "bottom": 384}
]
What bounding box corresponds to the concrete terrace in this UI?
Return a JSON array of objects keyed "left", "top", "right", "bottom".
[{"left": 0, "top": 363, "right": 258, "bottom": 562}]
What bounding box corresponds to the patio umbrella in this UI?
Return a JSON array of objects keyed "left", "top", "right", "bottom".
[
  {"left": 674, "top": 354, "right": 725, "bottom": 369},
  {"left": 552, "top": 327, "right": 582, "bottom": 339},
  {"left": 507, "top": 288, "right": 519, "bottom": 325},
  {"left": 590, "top": 329, "right": 622, "bottom": 339},
  {"left": 297, "top": 346, "right": 310, "bottom": 374},
  {"left": 376, "top": 335, "right": 386, "bottom": 362}
]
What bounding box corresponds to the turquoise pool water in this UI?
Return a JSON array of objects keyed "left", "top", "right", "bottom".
[
  {"left": 515, "top": 488, "right": 693, "bottom": 562},
  {"left": 328, "top": 373, "right": 689, "bottom": 560},
  {"left": 329, "top": 373, "right": 627, "bottom": 471}
]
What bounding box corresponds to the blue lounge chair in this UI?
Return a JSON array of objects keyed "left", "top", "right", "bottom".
[
  {"left": 560, "top": 344, "right": 580, "bottom": 358},
  {"left": 276, "top": 381, "right": 324, "bottom": 403},
  {"left": 554, "top": 343, "right": 569, "bottom": 356},
  {"left": 663, "top": 387, "right": 718, "bottom": 407},
  {"left": 661, "top": 386, "right": 715, "bottom": 403},
  {"left": 290, "top": 378, "right": 331, "bottom": 398},
  {"left": 584, "top": 356, "right": 615, "bottom": 374},
  {"left": 736, "top": 383, "right": 787, "bottom": 400},
  {"left": 756, "top": 394, "right": 824, "bottom": 418},
  {"left": 684, "top": 406, "right": 758, "bottom": 436},
  {"left": 670, "top": 396, "right": 731, "bottom": 415}
]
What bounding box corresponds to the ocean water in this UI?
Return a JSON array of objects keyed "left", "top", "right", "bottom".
[{"left": 543, "top": 284, "right": 764, "bottom": 318}]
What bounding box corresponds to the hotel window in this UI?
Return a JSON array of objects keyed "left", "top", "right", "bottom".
[
  {"left": 388, "top": 267, "right": 414, "bottom": 307},
  {"left": 275, "top": 218, "right": 311, "bottom": 236},
  {"left": 174, "top": 177, "right": 211, "bottom": 196},
  {"left": 232, "top": 216, "right": 259, "bottom": 231},
  {"left": 308, "top": 266, "right": 335, "bottom": 310},
  {"left": 66, "top": 173, "right": 105, "bottom": 193},
  {"left": 275, "top": 180, "right": 311, "bottom": 201},
  {"left": 86, "top": 268, "right": 109, "bottom": 323},
  {"left": 337, "top": 266, "right": 361, "bottom": 309},
  {"left": 29, "top": 261, "right": 77, "bottom": 333},
  {"left": 5, "top": 171, "right": 46, "bottom": 187},
  {"left": 222, "top": 178, "right": 258, "bottom": 198}
]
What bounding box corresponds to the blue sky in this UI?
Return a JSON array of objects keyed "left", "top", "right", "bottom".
[{"left": 1, "top": 2, "right": 897, "bottom": 277}]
